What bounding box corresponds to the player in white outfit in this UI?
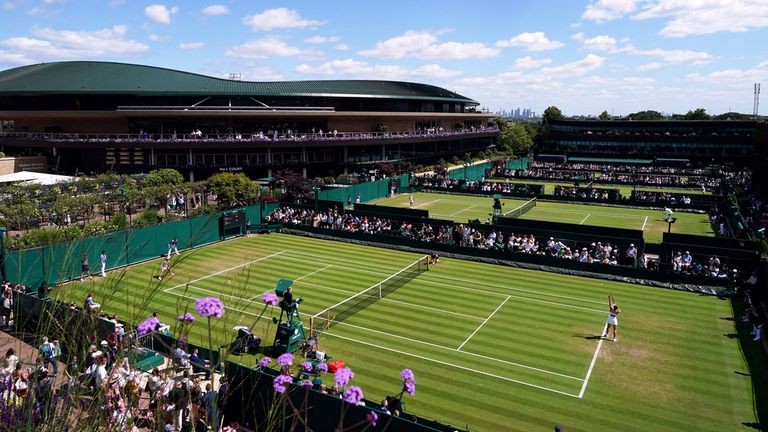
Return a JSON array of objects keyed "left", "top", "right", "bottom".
[{"left": 603, "top": 295, "right": 620, "bottom": 342}]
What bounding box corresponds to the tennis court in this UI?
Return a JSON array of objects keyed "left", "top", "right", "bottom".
[
  {"left": 51, "top": 234, "right": 757, "bottom": 431},
  {"left": 372, "top": 192, "right": 714, "bottom": 243}
]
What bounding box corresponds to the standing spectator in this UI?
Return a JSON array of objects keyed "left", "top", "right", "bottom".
[
  {"left": 245, "top": 218, "right": 251, "bottom": 237},
  {"left": 167, "top": 237, "right": 181, "bottom": 259},
  {"left": 39, "top": 336, "right": 58, "bottom": 377},
  {"left": 347, "top": 194, "right": 352, "bottom": 208},
  {"left": 2, "top": 348, "right": 18, "bottom": 373},
  {"left": 355, "top": 193, "right": 361, "bottom": 204},
  {"left": 99, "top": 250, "right": 108, "bottom": 277},
  {"left": 80, "top": 253, "right": 92, "bottom": 281},
  {"left": 1, "top": 291, "right": 12, "bottom": 328}
]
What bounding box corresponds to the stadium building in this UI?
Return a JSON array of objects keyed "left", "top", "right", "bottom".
[
  {"left": 541, "top": 118, "right": 766, "bottom": 163},
  {"left": 0, "top": 61, "right": 497, "bottom": 178}
]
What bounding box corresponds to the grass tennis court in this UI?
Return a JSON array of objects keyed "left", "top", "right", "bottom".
[
  {"left": 371, "top": 192, "right": 714, "bottom": 244},
  {"left": 51, "top": 233, "right": 762, "bottom": 431},
  {"left": 487, "top": 178, "right": 713, "bottom": 197}
]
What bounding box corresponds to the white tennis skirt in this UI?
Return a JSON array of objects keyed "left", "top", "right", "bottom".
[{"left": 607, "top": 315, "right": 618, "bottom": 326}]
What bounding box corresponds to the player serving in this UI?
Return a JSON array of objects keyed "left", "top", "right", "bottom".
[{"left": 603, "top": 295, "right": 620, "bottom": 342}]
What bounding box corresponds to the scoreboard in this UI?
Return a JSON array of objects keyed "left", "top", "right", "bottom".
[{"left": 222, "top": 209, "right": 246, "bottom": 229}]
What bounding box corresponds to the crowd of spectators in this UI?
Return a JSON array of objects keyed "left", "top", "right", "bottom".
[
  {"left": 411, "top": 176, "right": 542, "bottom": 196},
  {"left": 494, "top": 168, "right": 719, "bottom": 188},
  {"left": 529, "top": 161, "right": 718, "bottom": 176},
  {"left": 553, "top": 186, "right": 620, "bottom": 201},
  {"left": 671, "top": 251, "right": 747, "bottom": 281},
  {"left": 266, "top": 207, "right": 643, "bottom": 269},
  {"left": 0, "top": 297, "right": 224, "bottom": 432},
  {"left": 1, "top": 127, "right": 499, "bottom": 144}
]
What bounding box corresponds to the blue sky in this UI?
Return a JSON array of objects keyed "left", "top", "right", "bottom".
[{"left": 0, "top": 0, "right": 766, "bottom": 115}]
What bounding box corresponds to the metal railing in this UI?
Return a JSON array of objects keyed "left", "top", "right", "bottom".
[{"left": 117, "top": 105, "right": 335, "bottom": 112}]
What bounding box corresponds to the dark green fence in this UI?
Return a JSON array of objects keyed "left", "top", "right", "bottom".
[
  {"left": 316, "top": 175, "right": 408, "bottom": 204},
  {"left": 449, "top": 161, "right": 492, "bottom": 181},
  {"left": 3, "top": 202, "right": 280, "bottom": 288}
]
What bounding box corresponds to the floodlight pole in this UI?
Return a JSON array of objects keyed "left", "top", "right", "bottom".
[{"left": 0, "top": 228, "right": 6, "bottom": 282}]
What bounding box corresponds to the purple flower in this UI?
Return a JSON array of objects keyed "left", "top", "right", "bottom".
[
  {"left": 401, "top": 368, "right": 415, "bottom": 382},
  {"left": 403, "top": 380, "right": 416, "bottom": 396},
  {"left": 136, "top": 317, "right": 160, "bottom": 336},
  {"left": 262, "top": 292, "right": 279, "bottom": 306},
  {"left": 301, "top": 380, "right": 313, "bottom": 389},
  {"left": 258, "top": 357, "right": 272, "bottom": 368},
  {"left": 315, "top": 363, "right": 328, "bottom": 373},
  {"left": 272, "top": 375, "right": 293, "bottom": 393},
  {"left": 302, "top": 361, "right": 313, "bottom": 372},
  {"left": 276, "top": 353, "right": 294, "bottom": 368},
  {"left": 177, "top": 312, "right": 196, "bottom": 322},
  {"left": 367, "top": 411, "right": 378, "bottom": 426},
  {"left": 334, "top": 367, "right": 354, "bottom": 388},
  {"left": 195, "top": 297, "right": 225, "bottom": 318},
  {"left": 343, "top": 386, "right": 364, "bottom": 405}
]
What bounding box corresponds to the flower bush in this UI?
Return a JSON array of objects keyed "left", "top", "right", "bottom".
[
  {"left": 136, "top": 316, "right": 160, "bottom": 336},
  {"left": 195, "top": 296, "right": 224, "bottom": 318}
]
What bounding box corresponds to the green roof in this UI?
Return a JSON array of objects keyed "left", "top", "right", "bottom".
[{"left": 0, "top": 61, "right": 478, "bottom": 104}]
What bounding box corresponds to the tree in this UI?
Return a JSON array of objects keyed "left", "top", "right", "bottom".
[
  {"left": 497, "top": 122, "right": 534, "bottom": 153},
  {"left": 627, "top": 110, "right": 665, "bottom": 120},
  {"left": 713, "top": 112, "right": 753, "bottom": 120},
  {"left": 598, "top": 110, "right": 612, "bottom": 120},
  {"left": 372, "top": 162, "right": 396, "bottom": 177},
  {"left": 274, "top": 169, "right": 310, "bottom": 203},
  {"left": 206, "top": 173, "right": 259, "bottom": 209},
  {"left": 0, "top": 195, "right": 38, "bottom": 231},
  {"left": 541, "top": 106, "right": 564, "bottom": 126},
  {"left": 682, "top": 108, "right": 711, "bottom": 120},
  {"left": 142, "top": 168, "right": 184, "bottom": 189}
]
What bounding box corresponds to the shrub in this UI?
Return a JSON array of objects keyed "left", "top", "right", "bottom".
[
  {"left": 111, "top": 213, "right": 129, "bottom": 230},
  {"left": 136, "top": 208, "right": 160, "bottom": 226},
  {"left": 83, "top": 221, "right": 115, "bottom": 237},
  {"left": 189, "top": 205, "right": 217, "bottom": 217}
]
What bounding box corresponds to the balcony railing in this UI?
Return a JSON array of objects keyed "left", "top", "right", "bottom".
[
  {"left": 116, "top": 105, "right": 335, "bottom": 112},
  {"left": 0, "top": 128, "right": 499, "bottom": 144}
]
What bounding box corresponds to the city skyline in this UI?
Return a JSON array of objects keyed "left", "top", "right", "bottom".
[{"left": 0, "top": 0, "right": 766, "bottom": 116}]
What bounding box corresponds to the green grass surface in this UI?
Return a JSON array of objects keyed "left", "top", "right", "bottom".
[
  {"left": 371, "top": 192, "right": 714, "bottom": 244},
  {"left": 52, "top": 234, "right": 762, "bottom": 431},
  {"left": 488, "top": 178, "right": 713, "bottom": 196}
]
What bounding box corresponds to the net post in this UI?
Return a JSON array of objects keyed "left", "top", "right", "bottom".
[
  {"left": 309, "top": 316, "right": 314, "bottom": 335},
  {"left": 379, "top": 282, "right": 382, "bottom": 298}
]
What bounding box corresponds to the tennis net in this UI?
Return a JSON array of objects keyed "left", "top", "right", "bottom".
[
  {"left": 503, "top": 197, "right": 537, "bottom": 218},
  {"left": 312, "top": 255, "right": 430, "bottom": 331}
]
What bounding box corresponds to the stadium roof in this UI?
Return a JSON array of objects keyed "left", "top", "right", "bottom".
[{"left": 0, "top": 61, "right": 478, "bottom": 104}]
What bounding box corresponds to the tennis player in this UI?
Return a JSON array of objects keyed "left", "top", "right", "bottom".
[
  {"left": 158, "top": 257, "right": 174, "bottom": 281},
  {"left": 603, "top": 295, "right": 620, "bottom": 342},
  {"left": 80, "top": 254, "right": 93, "bottom": 282},
  {"left": 409, "top": 193, "right": 414, "bottom": 209}
]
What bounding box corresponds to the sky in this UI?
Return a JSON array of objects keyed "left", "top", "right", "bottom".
[{"left": 0, "top": 0, "right": 767, "bottom": 116}]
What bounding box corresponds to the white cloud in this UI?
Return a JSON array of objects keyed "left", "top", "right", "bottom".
[
  {"left": 540, "top": 54, "right": 606, "bottom": 78},
  {"left": 244, "top": 65, "right": 284, "bottom": 81},
  {"left": 0, "top": 25, "right": 149, "bottom": 60},
  {"left": 583, "top": 35, "right": 617, "bottom": 51},
  {"left": 571, "top": 32, "right": 586, "bottom": 41},
  {"left": 0, "top": 50, "right": 32, "bottom": 66},
  {"left": 412, "top": 64, "right": 463, "bottom": 78},
  {"left": 511, "top": 56, "right": 552, "bottom": 70},
  {"left": 334, "top": 43, "right": 350, "bottom": 51},
  {"left": 148, "top": 34, "right": 169, "bottom": 42},
  {"left": 495, "top": 32, "right": 564, "bottom": 52},
  {"left": 582, "top": 0, "right": 641, "bottom": 22},
  {"left": 632, "top": 48, "right": 711, "bottom": 65},
  {"left": 359, "top": 30, "right": 499, "bottom": 59},
  {"left": 179, "top": 42, "right": 203, "bottom": 49},
  {"left": 304, "top": 35, "right": 340, "bottom": 44},
  {"left": 686, "top": 60, "right": 768, "bottom": 86},
  {"left": 633, "top": 0, "right": 768, "bottom": 37},
  {"left": 201, "top": 4, "right": 229, "bottom": 16},
  {"left": 243, "top": 8, "right": 324, "bottom": 32},
  {"left": 144, "top": 4, "right": 178, "bottom": 24},
  {"left": 295, "top": 59, "right": 409, "bottom": 79},
  {"left": 225, "top": 36, "right": 322, "bottom": 59},
  {"left": 637, "top": 62, "right": 661, "bottom": 71}
]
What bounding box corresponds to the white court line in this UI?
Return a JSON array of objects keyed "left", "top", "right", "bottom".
[
  {"left": 250, "top": 264, "right": 334, "bottom": 301},
  {"left": 324, "top": 332, "right": 580, "bottom": 398},
  {"left": 458, "top": 296, "right": 510, "bottom": 350},
  {"left": 578, "top": 323, "right": 608, "bottom": 399},
  {"left": 334, "top": 321, "right": 582, "bottom": 381},
  {"left": 448, "top": 204, "right": 479, "bottom": 217},
  {"left": 166, "top": 289, "right": 278, "bottom": 315},
  {"left": 526, "top": 207, "right": 644, "bottom": 220},
  {"left": 579, "top": 214, "right": 591, "bottom": 225},
  {"left": 414, "top": 198, "right": 442, "bottom": 208},
  {"left": 163, "top": 250, "right": 287, "bottom": 293},
  {"left": 641, "top": 216, "right": 648, "bottom": 231},
  {"left": 297, "top": 281, "right": 485, "bottom": 320},
  {"left": 282, "top": 248, "right": 605, "bottom": 305}
]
